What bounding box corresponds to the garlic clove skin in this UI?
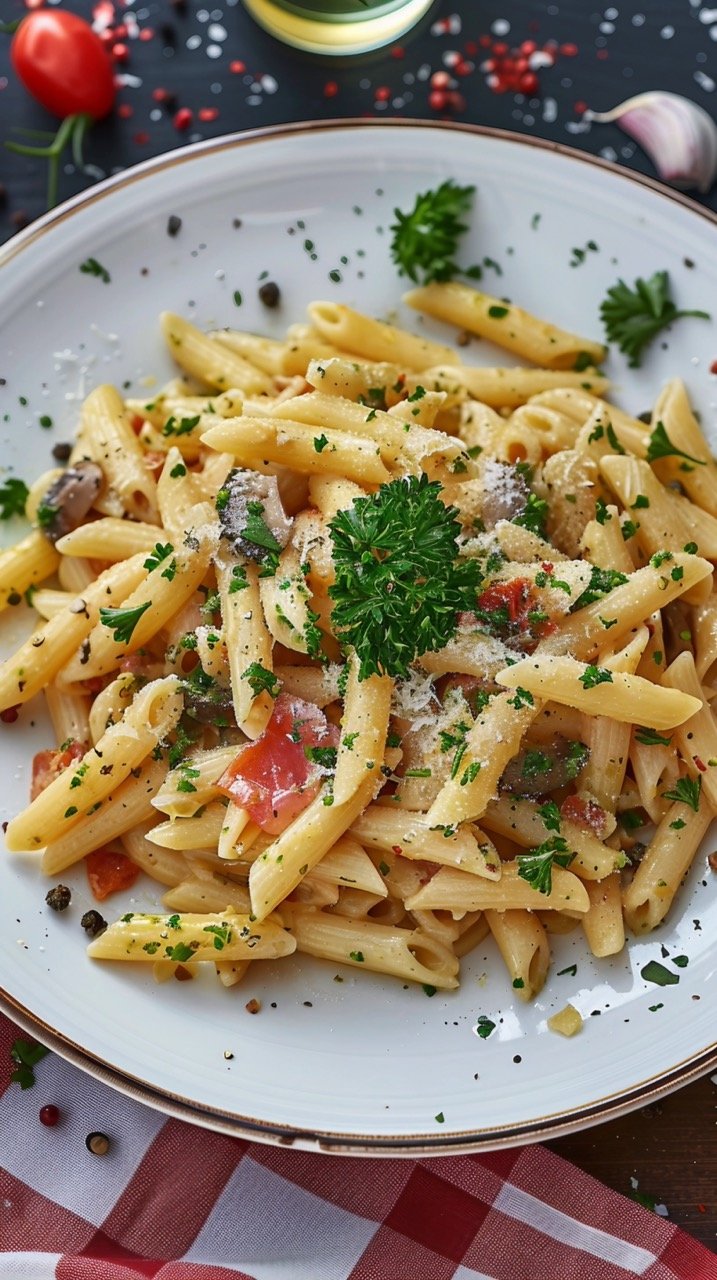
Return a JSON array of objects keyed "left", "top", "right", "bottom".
[{"left": 585, "top": 92, "right": 717, "bottom": 194}]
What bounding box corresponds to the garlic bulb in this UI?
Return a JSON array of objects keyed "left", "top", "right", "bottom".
[{"left": 585, "top": 92, "right": 717, "bottom": 194}]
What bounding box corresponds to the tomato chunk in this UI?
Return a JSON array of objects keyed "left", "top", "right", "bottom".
[
  {"left": 86, "top": 846, "right": 141, "bottom": 901},
  {"left": 31, "top": 741, "right": 86, "bottom": 802},
  {"left": 560, "top": 794, "right": 610, "bottom": 839},
  {"left": 217, "top": 694, "right": 339, "bottom": 834}
]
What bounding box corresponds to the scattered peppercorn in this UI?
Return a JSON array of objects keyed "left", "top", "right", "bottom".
[
  {"left": 0, "top": 706, "right": 19, "bottom": 723},
  {"left": 174, "top": 964, "right": 193, "bottom": 981},
  {"left": 45, "top": 884, "right": 71, "bottom": 912},
  {"left": 167, "top": 214, "right": 182, "bottom": 237},
  {"left": 39, "top": 1104, "right": 60, "bottom": 1127},
  {"left": 81, "top": 909, "right": 107, "bottom": 938},
  {"left": 85, "top": 1131, "right": 110, "bottom": 1155},
  {"left": 245, "top": 998, "right": 261, "bottom": 1014},
  {"left": 258, "top": 281, "right": 280, "bottom": 308},
  {"left": 51, "top": 442, "right": 72, "bottom": 462}
]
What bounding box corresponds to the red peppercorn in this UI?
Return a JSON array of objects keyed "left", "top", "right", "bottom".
[
  {"left": 429, "top": 89, "right": 447, "bottom": 110},
  {"left": 493, "top": 41, "right": 508, "bottom": 56},
  {"left": 519, "top": 72, "right": 539, "bottom": 94},
  {"left": 112, "top": 42, "right": 129, "bottom": 62},
  {"left": 173, "top": 107, "right": 193, "bottom": 131},
  {"left": 560, "top": 42, "right": 578, "bottom": 57},
  {"left": 229, "top": 59, "right": 245, "bottom": 73},
  {"left": 374, "top": 86, "right": 391, "bottom": 102},
  {"left": 39, "top": 1105, "right": 60, "bottom": 1127},
  {"left": 117, "top": 103, "right": 133, "bottom": 118},
  {"left": 113, "top": 23, "right": 128, "bottom": 39},
  {"left": 520, "top": 40, "right": 537, "bottom": 55},
  {"left": 323, "top": 80, "right": 338, "bottom": 98},
  {"left": 0, "top": 706, "right": 19, "bottom": 724}
]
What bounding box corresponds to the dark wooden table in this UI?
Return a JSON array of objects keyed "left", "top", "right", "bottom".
[{"left": 1, "top": 0, "right": 716, "bottom": 1253}]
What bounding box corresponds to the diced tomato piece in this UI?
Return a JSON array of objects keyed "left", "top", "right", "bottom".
[
  {"left": 217, "top": 694, "right": 339, "bottom": 834},
  {"left": 560, "top": 794, "right": 609, "bottom": 838},
  {"left": 86, "top": 846, "right": 141, "bottom": 900},
  {"left": 476, "top": 577, "right": 534, "bottom": 627},
  {"left": 130, "top": 414, "right": 145, "bottom": 435},
  {"left": 31, "top": 740, "right": 86, "bottom": 801}
]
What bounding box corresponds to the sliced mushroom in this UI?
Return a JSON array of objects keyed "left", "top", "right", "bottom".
[
  {"left": 217, "top": 468, "right": 292, "bottom": 563},
  {"left": 479, "top": 459, "right": 529, "bottom": 529},
  {"left": 38, "top": 461, "right": 104, "bottom": 544},
  {"left": 183, "top": 682, "right": 237, "bottom": 727},
  {"left": 500, "top": 735, "right": 590, "bottom": 798}
]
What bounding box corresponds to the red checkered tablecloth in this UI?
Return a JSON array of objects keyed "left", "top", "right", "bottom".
[{"left": 1, "top": 1013, "right": 716, "bottom": 1280}]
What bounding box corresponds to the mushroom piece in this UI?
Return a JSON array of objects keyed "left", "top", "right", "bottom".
[
  {"left": 38, "top": 461, "right": 104, "bottom": 544},
  {"left": 183, "top": 682, "right": 237, "bottom": 727},
  {"left": 217, "top": 468, "right": 292, "bottom": 563},
  {"left": 479, "top": 459, "right": 529, "bottom": 530},
  {"left": 500, "top": 736, "right": 590, "bottom": 798}
]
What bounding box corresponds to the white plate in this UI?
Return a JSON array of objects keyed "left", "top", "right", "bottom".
[{"left": 1, "top": 122, "right": 716, "bottom": 1154}]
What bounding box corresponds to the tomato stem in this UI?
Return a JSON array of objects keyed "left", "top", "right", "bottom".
[
  {"left": 5, "top": 113, "right": 93, "bottom": 208},
  {"left": 0, "top": 19, "right": 21, "bottom": 33}
]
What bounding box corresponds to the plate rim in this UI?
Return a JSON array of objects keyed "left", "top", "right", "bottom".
[{"left": 2, "top": 116, "right": 716, "bottom": 1154}]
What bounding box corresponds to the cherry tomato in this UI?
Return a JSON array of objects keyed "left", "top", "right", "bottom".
[
  {"left": 218, "top": 694, "right": 339, "bottom": 835},
  {"left": 11, "top": 11, "right": 115, "bottom": 121},
  {"left": 86, "top": 847, "right": 141, "bottom": 901}
]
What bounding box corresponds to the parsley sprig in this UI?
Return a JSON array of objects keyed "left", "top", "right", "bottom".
[
  {"left": 599, "top": 270, "right": 709, "bottom": 367},
  {"left": 663, "top": 775, "right": 701, "bottom": 812},
  {"left": 10, "top": 1038, "right": 49, "bottom": 1089},
  {"left": 0, "top": 477, "right": 29, "bottom": 520},
  {"left": 646, "top": 421, "right": 706, "bottom": 467},
  {"left": 517, "top": 836, "right": 574, "bottom": 895},
  {"left": 328, "top": 474, "right": 482, "bottom": 680},
  {"left": 390, "top": 180, "right": 476, "bottom": 285},
  {"left": 99, "top": 602, "right": 151, "bottom": 645}
]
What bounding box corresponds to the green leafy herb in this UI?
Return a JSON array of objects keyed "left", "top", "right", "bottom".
[
  {"left": 80, "top": 257, "right": 111, "bottom": 284},
  {"left": 0, "top": 477, "right": 29, "bottom": 520},
  {"left": 162, "top": 414, "right": 201, "bottom": 438},
  {"left": 99, "top": 601, "right": 151, "bottom": 645},
  {"left": 572, "top": 568, "right": 628, "bottom": 610},
  {"left": 328, "top": 473, "right": 482, "bottom": 680},
  {"left": 143, "top": 542, "right": 174, "bottom": 573},
  {"left": 314, "top": 433, "right": 330, "bottom": 453},
  {"left": 488, "top": 304, "right": 509, "bottom": 319},
  {"left": 512, "top": 492, "right": 549, "bottom": 539},
  {"left": 508, "top": 686, "right": 534, "bottom": 710},
  {"left": 646, "top": 420, "right": 706, "bottom": 467},
  {"left": 241, "top": 662, "right": 280, "bottom": 699},
  {"left": 474, "top": 1015, "right": 496, "bottom": 1039},
  {"left": 349, "top": 950, "right": 365, "bottom": 963},
  {"left": 305, "top": 745, "right": 338, "bottom": 770},
  {"left": 606, "top": 424, "right": 625, "bottom": 455},
  {"left": 557, "top": 964, "right": 577, "bottom": 977},
  {"left": 389, "top": 180, "right": 476, "bottom": 285},
  {"left": 599, "top": 270, "right": 709, "bottom": 367},
  {"left": 35, "top": 501, "right": 58, "bottom": 530},
  {"left": 10, "top": 1038, "right": 50, "bottom": 1089},
  {"left": 595, "top": 497, "right": 611, "bottom": 525},
  {"left": 663, "top": 775, "right": 701, "bottom": 812},
  {"left": 579, "top": 665, "right": 613, "bottom": 690},
  {"left": 635, "top": 727, "right": 672, "bottom": 747},
  {"left": 537, "top": 800, "right": 562, "bottom": 833},
  {"left": 422, "top": 983, "right": 437, "bottom": 997},
  {"left": 170, "top": 462, "right": 187, "bottom": 478},
  {"left": 242, "top": 501, "right": 283, "bottom": 556},
  {"left": 517, "top": 836, "right": 573, "bottom": 895},
  {"left": 167, "top": 941, "right": 196, "bottom": 963},
  {"left": 641, "top": 959, "right": 679, "bottom": 987}
]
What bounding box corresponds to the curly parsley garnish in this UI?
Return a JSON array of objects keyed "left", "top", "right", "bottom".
[
  {"left": 99, "top": 602, "right": 151, "bottom": 645},
  {"left": 10, "top": 1038, "right": 49, "bottom": 1089},
  {"left": 390, "top": 180, "right": 476, "bottom": 285},
  {"left": 328, "top": 474, "right": 482, "bottom": 680},
  {"left": 599, "top": 270, "right": 709, "bottom": 367},
  {"left": 242, "top": 662, "right": 280, "bottom": 699},
  {"left": 517, "top": 836, "right": 574, "bottom": 895}
]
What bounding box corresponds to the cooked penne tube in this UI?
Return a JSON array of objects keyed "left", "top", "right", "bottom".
[
  {"left": 41, "top": 759, "right": 167, "bottom": 875},
  {"left": 308, "top": 301, "right": 458, "bottom": 371},
  {"left": 208, "top": 328, "right": 285, "bottom": 377},
  {"left": 162, "top": 876, "right": 252, "bottom": 914},
  {"left": 404, "top": 282, "right": 606, "bottom": 369},
  {"left": 405, "top": 863, "right": 590, "bottom": 914},
  {"left": 201, "top": 415, "right": 391, "bottom": 486},
  {"left": 216, "top": 556, "right": 274, "bottom": 739},
  {"left": 152, "top": 746, "right": 239, "bottom": 819},
  {"left": 333, "top": 652, "right": 392, "bottom": 805},
  {"left": 0, "top": 530, "right": 60, "bottom": 613},
  {"left": 485, "top": 909, "right": 550, "bottom": 1001},
  {"left": 147, "top": 802, "right": 228, "bottom": 851},
  {"left": 650, "top": 378, "right": 717, "bottom": 515},
  {"left": 0, "top": 554, "right": 147, "bottom": 711},
  {"left": 482, "top": 797, "right": 622, "bottom": 881},
  {"left": 496, "top": 654, "right": 701, "bottom": 731},
  {"left": 581, "top": 875, "right": 625, "bottom": 957},
  {"left": 280, "top": 903, "right": 459, "bottom": 989},
  {"left": 622, "top": 798, "right": 711, "bottom": 933},
  {"left": 7, "top": 677, "right": 182, "bottom": 851},
  {"left": 600, "top": 454, "right": 717, "bottom": 561},
  {"left": 350, "top": 806, "right": 501, "bottom": 879},
  {"left": 79, "top": 385, "right": 160, "bottom": 524},
  {"left": 87, "top": 910, "right": 295, "bottom": 963},
  {"left": 60, "top": 533, "right": 213, "bottom": 684},
  {"left": 662, "top": 651, "right": 717, "bottom": 811},
  {"left": 56, "top": 518, "right": 161, "bottom": 561},
  {"left": 161, "top": 312, "right": 273, "bottom": 396},
  {"left": 424, "top": 365, "right": 609, "bottom": 409}
]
